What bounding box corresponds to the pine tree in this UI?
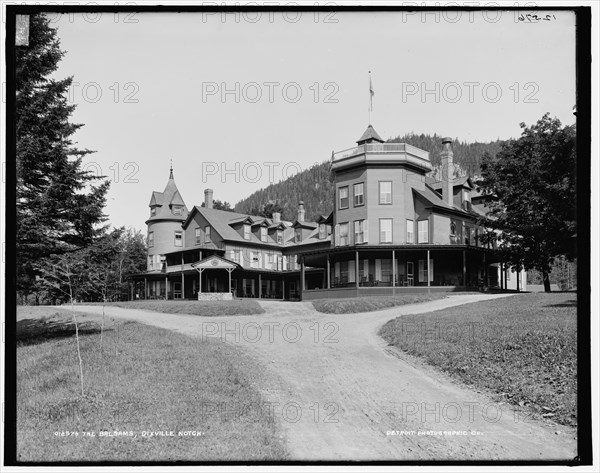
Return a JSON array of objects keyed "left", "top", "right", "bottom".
[{"left": 16, "top": 14, "right": 109, "bottom": 300}]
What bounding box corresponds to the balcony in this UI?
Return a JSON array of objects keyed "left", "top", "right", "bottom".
[{"left": 331, "top": 142, "right": 432, "bottom": 173}]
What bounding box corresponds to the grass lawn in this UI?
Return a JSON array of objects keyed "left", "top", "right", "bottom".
[
  {"left": 83, "top": 299, "right": 265, "bottom": 316},
  {"left": 312, "top": 294, "right": 448, "bottom": 314},
  {"left": 379, "top": 293, "right": 577, "bottom": 427},
  {"left": 17, "top": 307, "right": 286, "bottom": 461}
]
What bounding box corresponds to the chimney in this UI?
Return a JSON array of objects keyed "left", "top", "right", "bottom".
[
  {"left": 272, "top": 212, "right": 281, "bottom": 224},
  {"left": 441, "top": 137, "right": 454, "bottom": 206},
  {"left": 297, "top": 201, "right": 305, "bottom": 222},
  {"left": 204, "top": 188, "right": 214, "bottom": 209}
]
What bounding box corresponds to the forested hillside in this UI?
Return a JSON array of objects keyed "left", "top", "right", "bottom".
[{"left": 234, "top": 133, "right": 506, "bottom": 221}]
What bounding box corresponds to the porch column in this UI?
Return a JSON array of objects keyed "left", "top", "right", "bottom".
[
  {"left": 504, "top": 263, "right": 508, "bottom": 289},
  {"left": 300, "top": 256, "right": 305, "bottom": 296},
  {"left": 282, "top": 279, "right": 285, "bottom": 300},
  {"left": 516, "top": 267, "right": 520, "bottom": 292},
  {"left": 483, "top": 253, "right": 487, "bottom": 286},
  {"left": 165, "top": 276, "right": 168, "bottom": 299},
  {"left": 130, "top": 282, "right": 134, "bottom": 301},
  {"left": 258, "top": 274, "right": 262, "bottom": 299},
  {"left": 198, "top": 269, "right": 203, "bottom": 294},
  {"left": 326, "top": 255, "right": 331, "bottom": 289},
  {"left": 392, "top": 249, "right": 396, "bottom": 287},
  {"left": 144, "top": 277, "right": 147, "bottom": 299},
  {"left": 355, "top": 250, "right": 359, "bottom": 288},
  {"left": 427, "top": 249, "right": 431, "bottom": 290},
  {"left": 462, "top": 250, "right": 467, "bottom": 287},
  {"left": 181, "top": 254, "right": 185, "bottom": 299}
]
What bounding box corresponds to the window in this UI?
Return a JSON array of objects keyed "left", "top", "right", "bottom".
[
  {"left": 381, "top": 259, "right": 393, "bottom": 283},
  {"left": 354, "top": 182, "right": 364, "bottom": 206},
  {"left": 354, "top": 220, "right": 365, "bottom": 244},
  {"left": 267, "top": 253, "right": 274, "bottom": 269},
  {"left": 379, "top": 181, "right": 392, "bottom": 204},
  {"left": 173, "top": 206, "right": 182, "bottom": 215},
  {"left": 277, "top": 229, "right": 284, "bottom": 245},
  {"left": 230, "top": 250, "right": 241, "bottom": 264},
  {"left": 462, "top": 189, "right": 471, "bottom": 202},
  {"left": 406, "top": 219, "right": 414, "bottom": 243},
  {"left": 148, "top": 255, "right": 154, "bottom": 270},
  {"left": 204, "top": 225, "right": 211, "bottom": 243},
  {"left": 339, "top": 223, "right": 349, "bottom": 246},
  {"left": 465, "top": 226, "right": 471, "bottom": 245},
  {"left": 174, "top": 231, "right": 183, "bottom": 247},
  {"left": 319, "top": 223, "right": 326, "bottom": 239},
  {"left": 339, "top": 186, "right": 349, "bottom": 209},
  {"left": 450, "top": 221, "right": 456, "bottom": 236},
  {"left": 380, "top": 219, "right": 393, "bottom": 243},
  {"left": 250, "top": 251, "right": 259, "bottom": 268},
  {"left": 244, "top": 224, "right": 251, "bottom": 240},
  {"left": 418, "top": 219, "right": 429, "bottom": 243},
  {"left": 195, "top": 228, "right": 201, "bottom": 245},
  {"left": 148, "top": 231, "right": 154, "bottom": 248},
  {"left": 295, "top": 228, "right": 302, "bottom": 243},
  {"left": 261, "top": 226, "right": 268, "bottom": 242},
  {"left": 418, "top": 259, "right": 434, "bottom": 283},
  {"left": 151, "top": 207, "right": 156, "bottom": 216}
]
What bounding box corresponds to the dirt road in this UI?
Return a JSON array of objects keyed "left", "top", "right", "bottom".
[{"left": 59, "top": 294, "right": 577, "bottom": 461}]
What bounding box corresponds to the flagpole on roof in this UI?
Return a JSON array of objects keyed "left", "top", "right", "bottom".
[{"left": 368, "top": 71, "right": 375, "bottom": 126}]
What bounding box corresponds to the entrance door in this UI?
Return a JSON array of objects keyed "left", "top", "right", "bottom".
[
  {"left": 406, "top": 262, "right": 414, "bottom": 286},
  {"left": 173, "top": 282, "right": 182, "bottom": 299}
]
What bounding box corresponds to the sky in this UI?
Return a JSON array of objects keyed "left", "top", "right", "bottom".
[{"left": 47, "top": 8, "right": 577, "bottom": 232}]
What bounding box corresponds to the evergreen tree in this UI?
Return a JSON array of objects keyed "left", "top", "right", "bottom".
[
  {"left": 16, "top": 14, "right": 109, "bottom": 300},
  {"left": 477, "top": 114, "right": 576, "bottom": 292}
]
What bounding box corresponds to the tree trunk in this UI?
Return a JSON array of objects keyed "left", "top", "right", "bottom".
[{"left": 543, "top": 271, "right": 551, "bottom": 292}]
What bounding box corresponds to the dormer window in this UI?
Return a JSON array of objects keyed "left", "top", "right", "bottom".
[
  {"left": 151, "top": 207, "right": 156, "bottom": 216},
  {"left": 204, "top": 225, "right": 211, "bottom": 243},
  {"left": 319, "top": 223, "right": 326, "bottom": 239},
  {"left": 260, "top": 226, "right": 268, "bottom": 242},
  {"left": 277, "top": 229, "right": 284, "bottom": 245},
  {"left": 172, "top": 206, "right": 182, "bottom": 215},
  {"left": 295, "top": 228, "right": 302, "bottom": 243},
  {"left": 462, "top": 189, "right": 471, "bottom": 202},
  {"left": 244, "top": 224, "right": 251, "bottom": 240}
]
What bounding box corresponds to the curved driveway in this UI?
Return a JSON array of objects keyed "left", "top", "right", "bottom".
[{"left": 61, "top": 294, "right": 577, "bottom": 461}]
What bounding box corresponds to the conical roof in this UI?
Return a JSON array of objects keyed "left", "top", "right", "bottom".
[{"left": 356, "top": 124, "right": 384, "bottom": 144}]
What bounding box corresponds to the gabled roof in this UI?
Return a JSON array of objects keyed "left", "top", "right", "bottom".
[
  {"left": 169, "top": 190, "right": 186, "bottom": 207},
  {"left": 292, "top": 219, "right": 318, "bottom": 229},
  {"left": 413, "top": 187, "right": 484, "bottom": 218},
  {"left": 191, "top": 254, "right": 238, "bottom": 270},
  {"left": 149, "top": 191, "right": 164, "bottom": 207},
  {"left": 426, "top": 176, "right": 474, "bottom": 191},
  {"left": 357, "top": 124, "right": 384, "bottom": 144},
  {"left": 146, "top": 169, "right": 189, "bottom": 223}
]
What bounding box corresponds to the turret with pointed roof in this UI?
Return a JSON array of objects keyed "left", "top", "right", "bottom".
[{"left": 145, "top": 165, "right": 189, "bottom": 272}]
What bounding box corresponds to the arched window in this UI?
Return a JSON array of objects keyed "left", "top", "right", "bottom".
[{"left": 450, "top": 221, "right": 456, "bottom": 236}]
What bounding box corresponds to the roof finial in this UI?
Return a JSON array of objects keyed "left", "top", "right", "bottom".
[{"left": 169, "top": 159, "right": 173, "bottom": 179}]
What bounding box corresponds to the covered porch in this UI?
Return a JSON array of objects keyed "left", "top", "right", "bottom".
[{"left": 296, "top": 245, "right": 503, "bottom": 300}]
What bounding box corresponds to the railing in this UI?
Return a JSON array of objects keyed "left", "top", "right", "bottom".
[{"left": 332, "top": 143, "right": 430, "bottom": 164}]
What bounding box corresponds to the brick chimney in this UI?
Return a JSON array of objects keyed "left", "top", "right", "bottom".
[
  {"left": 272, "top": 212, "right": 281, "bottom": 224},
  {"left": 204, "top": 188, "right": 214, "bottom": 209},
  {"left": 441, "top": 138, "right": 454, "bottom": 206},
  {"left": 297, "top": 201, "right": 305, "bottom": 222}
]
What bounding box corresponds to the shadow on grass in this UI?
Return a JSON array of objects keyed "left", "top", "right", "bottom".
[
  {"left": 544, "top": 299, "right": 577, "bottom": 308},
  {"left": 17, "top": 317, "right": 104, "bottom": 347}
]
